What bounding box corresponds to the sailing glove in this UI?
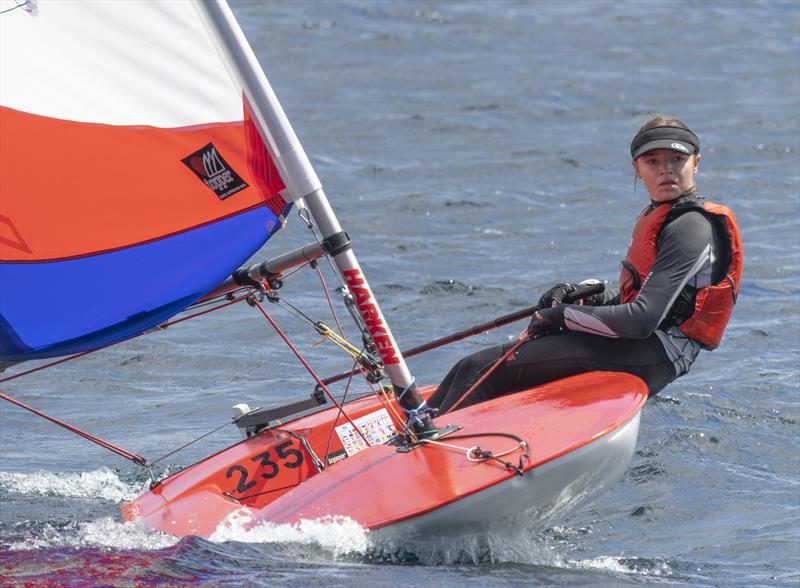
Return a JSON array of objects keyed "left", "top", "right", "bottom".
[
  {"left": 537, "top": 283, "right": 576, "bottom": 308},
  {"left": 538, "top": 280, "right": 604, "bottom": 307},
  {"left": 527, "top": 305, "right": 566, "bottom": 338}
]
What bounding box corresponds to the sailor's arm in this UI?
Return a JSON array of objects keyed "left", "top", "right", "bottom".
[{"left": 560, "top": 212, "right": 715, "bottom": 338}]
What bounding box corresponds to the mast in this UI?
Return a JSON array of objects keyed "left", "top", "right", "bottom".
[{"left": 193, "top": 0, "right": 434, "bottom": 433}]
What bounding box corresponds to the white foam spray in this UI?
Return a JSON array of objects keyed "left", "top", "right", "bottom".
[
  {"left": 7, "top": 517, "right": 178, "bottom": 552},
  {"left": 0, "top": 467, "right": 147, "bottom": 502},
  {"left": 209, "top": 508, "right": 371, "bottom": 557}
]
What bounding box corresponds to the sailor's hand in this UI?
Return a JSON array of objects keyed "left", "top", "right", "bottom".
[
  {"left": 537, "top": 283, "right": 576, "bottom": 308},
  {"left": 527, "top": 306, "right": 566, "bottom": 338}
]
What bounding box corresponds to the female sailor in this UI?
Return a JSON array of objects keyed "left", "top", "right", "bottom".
[{"left": 428, "top": 116, "right": 743, "bottom": 415}]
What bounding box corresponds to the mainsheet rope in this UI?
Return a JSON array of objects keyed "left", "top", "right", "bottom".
[{"left": 418, "top": 432, "right": 531, "bottom": 476}]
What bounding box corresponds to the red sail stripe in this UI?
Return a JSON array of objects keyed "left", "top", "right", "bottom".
[{"left": 0, "top": 105, "right": 286, "bottom": 262}]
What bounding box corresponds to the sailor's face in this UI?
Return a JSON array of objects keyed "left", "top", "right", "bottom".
[{"left": 633, "top": 149, "right": 699, "bottom": 202}]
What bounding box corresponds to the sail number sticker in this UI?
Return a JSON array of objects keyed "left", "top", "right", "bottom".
[{"left": 225, "top": 439, "right": 304, "bottom": 496}]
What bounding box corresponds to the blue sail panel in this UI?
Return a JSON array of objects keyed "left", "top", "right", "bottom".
[{"left": 0, "top": 207, "right": 281, "bottom": 362}]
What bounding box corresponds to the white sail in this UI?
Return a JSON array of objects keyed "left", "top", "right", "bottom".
[{"left": 1, "top": 0, "right": 242, "bottom": 126}]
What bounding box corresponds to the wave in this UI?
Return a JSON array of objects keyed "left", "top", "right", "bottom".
[{"left": 0, "top": 467, "right": 148, "bottom": 502}]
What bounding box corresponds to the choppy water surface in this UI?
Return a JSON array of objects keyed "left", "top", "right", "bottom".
[{"left": 2, "top": 1, "right": 798, "bottom": 586}]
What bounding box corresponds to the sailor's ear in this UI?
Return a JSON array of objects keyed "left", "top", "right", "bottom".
[
  {"left": 693, "top": 153, "right": 701, "bottom": 173},
  {"left": 631, "top": 160, "right": 641, "bottom": 178}
]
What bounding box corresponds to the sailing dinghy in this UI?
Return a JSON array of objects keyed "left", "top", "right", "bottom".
[{"left": 0, "top": 0, "right": 646, "bottom": 538}]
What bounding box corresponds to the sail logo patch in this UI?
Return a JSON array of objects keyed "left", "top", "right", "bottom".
[{"left": 182, "top": 143, "right": 248, "bottom": 200}]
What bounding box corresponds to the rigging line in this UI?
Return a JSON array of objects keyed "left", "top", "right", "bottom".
[
  {"left": 272, "top": 295, "right": 370, "bottom": 370},
  {"left": 345, "top": 347, "right": 404, "bottom": 432},
  {"left": 274, "top": 429, "right": 325, "bottom": 472},
  {"left": 320, "top": 348, "right": 402, "bottom": 458},
  {"left": 231, "top": 482, "right": 302, "bottom": 502},
  {"left": 420, "top": 437, "right": 526, "bottom": 460},
  {"left": 299, "top": 202, "right": 349, "bottom": 294},
  {"left": 345, "top": 342, "right": 404, "bottom": 432},
  {"left": 281, "top": 261, "right": 311, "bottom": 281},
  {"left": 418, "top": 432, "right": 530, "bottom": 475},
  {"left": 322, "top": 340, "right": 403, "bottom": 435},
  {"left": 148, "top": 420, "right": 234, "bottom": 466},
  {"left": 160, "top": 292, "right": 250, "bottom": 329},
  {"left": 266, "top": 290, "right": 375, "bottom": 371},
  {"left": 373, "top": 383, "right": 406, "bottom": 434},
  {"left": 0, "top": 293, "right": 251, "bottom": 384},
  {"left": 313, "top": 262, "right": 345, "bottom": 337},
  {"left": 297, "top": 201, "right": 370, "bottom": 343},
  {"left": 447, "top": 329, "right": 528, "bottom": 413},
  {"left": 0, "top": 0, "right": 29, "bottom": 15},
  {"left": 0, "top": 391, "right": 146, "bottom": 465},
  {"left": 323, "top": 352, "right": 361, "bottom": 464},
  {"left": 250, "top": 297, "right": 372, "bottom": 449},
  {"left": 270, "top": 296, "right": 318, "bottom": 328},
  {"left": 314, "top": 324, "right": 367, "bottom": 360},
  {"left": 0, "top": 350, "right": 94, "bottom": 384},
  {"left": 317, "top": 304, "right": 542, "bottom": 388},
  {"left": 187, "top": 287, "right": 251, "bottom": 311}
]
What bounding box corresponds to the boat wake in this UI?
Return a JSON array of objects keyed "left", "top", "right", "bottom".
[
  {"left": 208, "top": 509, "right": 371, "bottom": 557},
  {"left": 1, "top": 467, "right": 672, "bottom": 579},
  {"left": 0, "top": 466, "right": 147, "bottom": 502},
  {"left": 367, "top": 522, "right": 673, "bottom": 577},
  {"left": 4, "top": 517, "right": 177, "bottom": 552}
]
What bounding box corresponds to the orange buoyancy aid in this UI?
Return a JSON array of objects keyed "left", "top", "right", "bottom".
[{"left": 619, "top": 197, "right": 743, "bottom": 350}]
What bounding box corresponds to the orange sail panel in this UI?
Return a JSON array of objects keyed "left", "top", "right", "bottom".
[{"left": 0, "top": 106, "right": 286, "bottom": 262}]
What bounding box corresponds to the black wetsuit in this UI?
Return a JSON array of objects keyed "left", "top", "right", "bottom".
[{"left": 428, "top": 196, "right": 724, "bottom": 414}]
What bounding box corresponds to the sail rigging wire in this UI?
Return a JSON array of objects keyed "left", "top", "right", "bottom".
[
  {"left": 323, "top": 352, "right": 361, "bottom": 465},
  {"left": 257, "top": 273, "right": 383, "bottom": 379},
  {"left": 0, "top": 351, "right": 95, "bottom": 384},
  {"left": 255, "top": 263, "right": 407, "bottom": 439},
  {"left": 0, "top": 391, "right": 147, "bottom": 465},
  {"left": 0, "top": 0, "right": 30, "bottom": 15},
  {"left": 298, "top": 202, "right": 348, "bottom": 294},
  {"left": 147, "top": 420, "right": 235, "bottom": 467},
  {"left": 313, "top": 261, "right": 346, "bottom": 337},
  {"left": 186, "top": 287, "right": 252, "bottom": 311},
  {"left": 296, "top": 203, "right": 373, "bottom": 345},
  {"left": 249, "top": 297, "right": 372, "bottom": 449}
]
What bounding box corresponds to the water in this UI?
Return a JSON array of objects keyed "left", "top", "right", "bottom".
[{"left": 2, "top": 0, "right": 798, "bottom": 585}]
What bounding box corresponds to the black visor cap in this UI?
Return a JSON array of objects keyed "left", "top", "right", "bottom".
[{"left": 630, "top": 126, "right": 699, "bottom": 160}]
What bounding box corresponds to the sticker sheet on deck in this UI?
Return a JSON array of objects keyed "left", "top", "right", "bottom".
[{"left": 335, "top": 408, "right": 394, "bottom": 456}]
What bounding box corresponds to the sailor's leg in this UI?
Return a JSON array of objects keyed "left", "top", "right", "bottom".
[
  {"left": 506, "top": 331, "right": 676, "bottom": 396},
  {"left": 429, "top": 331, "right": 676, "bottom": 415}
]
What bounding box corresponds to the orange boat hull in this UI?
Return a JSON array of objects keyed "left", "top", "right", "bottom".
[{"left": 124, "top": 371, "right": 647, "bottom": 537}]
